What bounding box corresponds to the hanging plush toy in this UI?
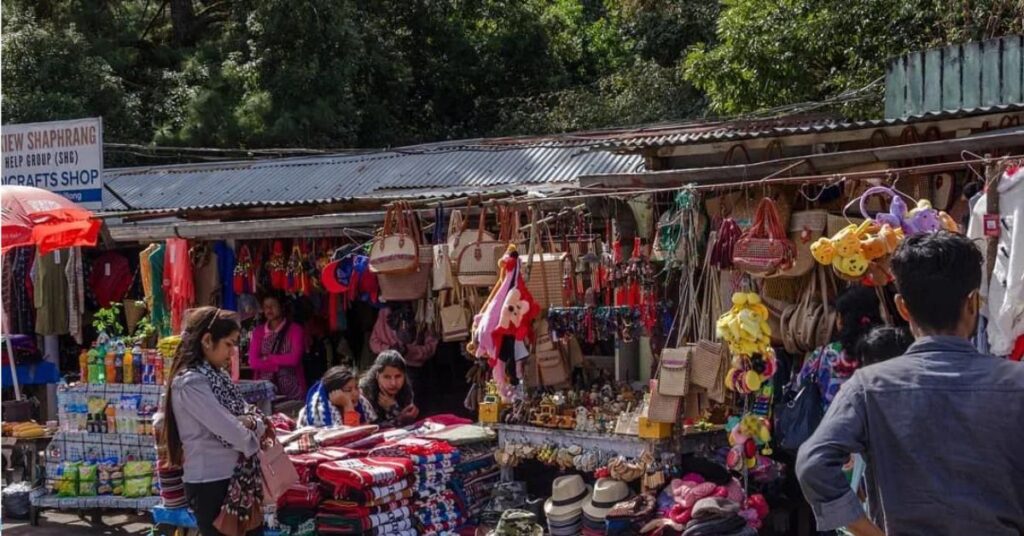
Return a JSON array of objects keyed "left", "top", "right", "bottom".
[
  {"left": 724, "top": 349, "right": 777, "bottom": 395},
  {"left": 726, "top": 413, "right": 772, "bottom": 471},
  {"left": 716, "top": 292, "right": 771, "bottom": 356}
]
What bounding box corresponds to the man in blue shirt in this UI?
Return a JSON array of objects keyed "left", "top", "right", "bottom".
[{"left": 796, "top": 231, "right": 1024, "bottom": 536}]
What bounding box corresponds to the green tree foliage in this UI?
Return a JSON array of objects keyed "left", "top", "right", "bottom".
[
  {"left": 684, "top": 0, "right": 1024, "bottom": 116},
  {"left": 2, "top": 0, "right": 717, "bottom": 154},
  {"left": 5, "top": 0, "right": 1020, "bottom": 157}
]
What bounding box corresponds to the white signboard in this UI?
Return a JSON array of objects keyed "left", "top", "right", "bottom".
[{"left": 2, "top": 117, "right": 104, "bottom": 209}]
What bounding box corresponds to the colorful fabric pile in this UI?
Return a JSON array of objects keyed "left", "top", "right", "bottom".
[
  {"left": 449, "top": 442, "right": 500, "bottom": 523},
  {"left": 315, "top": 457, "right": 417, "bottom": 535},
  {"left": 369, "top": 438, "right": 465, "bottom": 534},
  {"left": 156, "top": 462, "right": 186, "bottom": 508}
]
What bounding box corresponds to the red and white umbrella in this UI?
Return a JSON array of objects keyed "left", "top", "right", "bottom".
[
  {"left": 2, "top": 185, "right": 101, "bottom": 399},
  {"left": 1, "top": 185, "right": 101, "bottom": 254}
]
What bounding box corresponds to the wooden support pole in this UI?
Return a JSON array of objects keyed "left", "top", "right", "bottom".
[{"left": 985, "top": 155, "right": 1001, "bottom": 282}]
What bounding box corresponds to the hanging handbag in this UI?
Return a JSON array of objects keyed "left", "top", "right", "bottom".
[
  {"left": 457, "top": 205, "right": 504, "bottom": 287},
  {"left": 732, "top": 197, "right": 794, "bottom": 275},
  {"left": 656, "top": 346, "right": 691, "bottom": 396},
  {"left": 378, "top": 208, "right": 432, "bottom": 301},
  {"left": 535, "top": 330, "right": 570, "bottom": 387},
  {"left": 690, "top": 340, "right": 727, "bottom": 401},
  {"left": 259, "top": 437, "right": 300, "bottom": 503},
  {"left": 439, "top": 286, "right": 471, "bottom": 342},
  {"left": 432, "top": 204, "right": 455, "bottom": 291},
  {"left": 369, "top": 202, "right": 419, "bottom": 274},
  {"left": 775, "top": 379, "right": 824, "bottom": 453},
  {"left": 776, "top": 209, "right": 828, "bottom": 277},
  {"left": 448, "top": 203, "right": 495, "bottom": 265},
  {"left": 524, "top": 215, "right": 567, "bottom": 311},
  {"left": 645, "top": 379, "right": 680, "bottom": 424}
]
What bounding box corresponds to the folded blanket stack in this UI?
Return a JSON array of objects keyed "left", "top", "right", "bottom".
[
  {"left": 314, "top": 457, "right": 417, "bottom": 534},
  {"left": 450, "top": 442, "right": 500, "bottom": 523}
]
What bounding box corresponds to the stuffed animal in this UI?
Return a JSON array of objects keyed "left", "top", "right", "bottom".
[{"left": 716, "top": 292, "right": 772, "bottom": 356}]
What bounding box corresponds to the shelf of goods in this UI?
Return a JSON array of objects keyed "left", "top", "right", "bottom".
[
  {"left": 28, "top": 381, "right": 275, "bottom": 518},
  {"left": 492, "top": 423, "right": 727, "bottom": 481}
]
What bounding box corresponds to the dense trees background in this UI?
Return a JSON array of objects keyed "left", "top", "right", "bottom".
[{"left": 3, "top": 0, "right": 1021, "bottom": 163}]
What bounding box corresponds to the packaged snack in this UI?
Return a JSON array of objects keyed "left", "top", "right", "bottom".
[
  {"left": 97, "top": 458, "right": 123, "bottom": 495},
  {"left": 123, "top": 461, "right": 154, "bottom": 498},
  {"left": 56, "top": 462, "right": 81, "bottom": 497},
  {"left": 78, "top": 464, "right": 99, "bottom": 496}
]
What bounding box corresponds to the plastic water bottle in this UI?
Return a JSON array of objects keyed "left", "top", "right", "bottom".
[{"left": 130, "top": 343, "right": 143, "bottom": 384}]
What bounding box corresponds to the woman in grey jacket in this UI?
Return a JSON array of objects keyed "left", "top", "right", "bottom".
[{"left": 159, "top": 307, "right": 268, "bottom": 535}]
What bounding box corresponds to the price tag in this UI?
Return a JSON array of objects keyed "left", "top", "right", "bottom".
[
  {"left": 54, "top": 250, "right": 61, "bottom": 264},
  {"left": 104, "top": 263, "right": 111, "bottom": 276},
  {"left": 984, "top": 214, "right": 1000, "bottom": 237}
]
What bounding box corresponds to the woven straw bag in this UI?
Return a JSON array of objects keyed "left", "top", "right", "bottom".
[
  {"left": 657, "top": 345, "right": 692, "bottom": 396},
  {"left": 379, "top": 244, "right": 431, "bottom": 301},
  {"left": 775, "top": 210, "right": 827, "bottom": 277},
  {"left": 439, "top": 285, "right": 470, "bottom": 342},
  {"left": 732, "top": 197, "right": 795, "bottom": 275},
  {"left": 369, "top": 202, "right": 419, "bottom": 274},
  {"left": 646, "top": 379, "right": 681, "bottom": 423},
  {"left": 535, "top": 329, "right": 570, "bottom": 387},
  {"left": 448, "top": 206, "right": 495, "bottom": 265},
  {"left": 457, "top": 206, "right": 503, "bottom": 287}
]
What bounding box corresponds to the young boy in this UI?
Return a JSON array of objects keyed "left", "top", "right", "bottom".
[
  {"left": 853, "top": 327, "right": 913, "bottom": 366},
  {"left": 796, "top": 231, "right": 1024, "bottom": 536}
]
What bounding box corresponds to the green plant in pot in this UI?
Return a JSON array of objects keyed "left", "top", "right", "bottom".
[{"left": 92, "top": 302, "right": 125, "bottom": 344}]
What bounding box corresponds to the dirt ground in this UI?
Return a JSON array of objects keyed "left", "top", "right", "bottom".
[{"left": 2, "top": 510, "right": 153, "bottom": 535}]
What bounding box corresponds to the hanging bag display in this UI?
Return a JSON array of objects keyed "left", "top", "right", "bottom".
[
  {"left": 448, "top": 202, "right": 495, "bottom": 265},
  {"left": 432, "top": 204, "right": 455, "bottom": 291},
  {"left": 656, "top": 346, "right": 691, "bottom": 397},
  {"left": 645, "top": 379, "right": 680, "bottom": 423},
  {"left": 776, "top": 209, "right": 828, "bottom": 277},
  {"left": 524, "top": 214, "right": 567, "bottom": 311},
  {"left": 535, "top": 328, "right": 570, "bottom": 387},
  {"left": 378, "top": 203, "right": 432, "bottom": 301},
  {"left": 439, "top": 285, "right": 471, "bottom": 342},
  {"left": 457, "top": 205, "right": 504, "bottom": 287},
  {"left": 369, "top": 203, "right": 419, "bottom": 274},
  {"left": 732, "top": 197, "right": 794, "bottom": 275}
]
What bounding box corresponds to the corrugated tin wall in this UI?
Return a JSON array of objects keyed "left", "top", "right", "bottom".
[{"left": 885, "top": 35, "right": 1024, "bottom": 118}]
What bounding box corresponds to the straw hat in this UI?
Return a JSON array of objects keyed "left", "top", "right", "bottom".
[
  {"left": 582, "top": 478, "right": 632, "bottom": 520},
  {"left": 544, "top": 475, "right": 590, "bottom": 521}
]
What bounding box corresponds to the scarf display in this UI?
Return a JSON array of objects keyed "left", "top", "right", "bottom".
[{"left": 192, "top": 361, "right": 263, "bottom": 521}]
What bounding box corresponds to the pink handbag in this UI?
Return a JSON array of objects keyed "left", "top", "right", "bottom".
[{"left": 259, "top": 437, "right": 299, "bottom": 503}]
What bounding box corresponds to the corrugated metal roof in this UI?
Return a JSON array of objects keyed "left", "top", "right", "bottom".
[
  {"left": 102, "top": 144, "right": 642, "bottom": 212},
  {"left": 591, "top": 103, "right": 1024, "bottom": 151}
]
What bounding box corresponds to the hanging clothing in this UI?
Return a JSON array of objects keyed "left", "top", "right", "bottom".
[
  {"left": 190, "top": 242, "right": 220, "bottom": 307},
  {"left": 369, "top": 308, "right": 438, "bottom": 368},
  {"left": 163, "top": 238, "right": 195, "bottom": 334},
  {"left": 149, "top": 244, "right": 171, "bottom": 337},
  {"left": 2, "top": 247, "right": 35, "bottom": 335},
  {"left": 88, "top": 251, "right": 132, "bottom": 308},
  {"left": 65, "top": 247, "right": 86, "bottom": 344},
  {"left": 214, "top": 241, "right": 238, "bottom": 312},
  {"left": 967, "top": 166, "right": 1024, "bottom": 356},
  {"left": 139, "top": 244, "right": 159, "bottom": 311},
  {"left": 32, "top": 250, "right": 70, "bottom": 336}
]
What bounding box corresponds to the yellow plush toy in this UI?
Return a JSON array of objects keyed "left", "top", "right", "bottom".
[{"left": 717, "top": 292, "right": 772, "bottom": 356}]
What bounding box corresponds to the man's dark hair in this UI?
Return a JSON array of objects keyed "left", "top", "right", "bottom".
[{"left": 890, "top": 231, "right": 982, "bottom": 332}]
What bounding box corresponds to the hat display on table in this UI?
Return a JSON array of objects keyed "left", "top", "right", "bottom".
[
  {"left": 544, "top": 475, "right": 591, "bottom": 521},
  {"left": 582, "top": 478, "right": 632, "bottom": 520},
  {"left": 547, "top": 514, "right": 584, "bottom": 536},
  {"left": 486, "top": 509, "right": 543, "bottom": 536}
]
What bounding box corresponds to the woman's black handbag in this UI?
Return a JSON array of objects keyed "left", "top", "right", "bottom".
[{"left": 775, "top": 381, "right": 824, "bottom": 453}]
